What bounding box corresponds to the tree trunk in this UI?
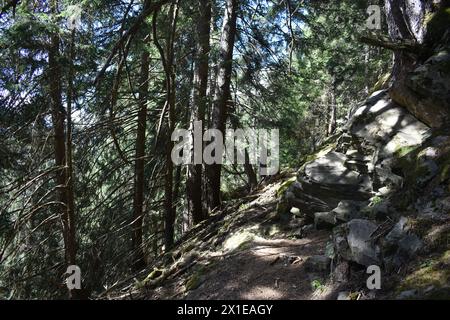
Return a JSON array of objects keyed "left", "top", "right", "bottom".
[
  {"left": 49, "top": 0, "right": 77, "bottom": 298},
  {"left": 244, "top": 149, "right": 257, "bottom": 191},
  {"left": 131, "top": 1, "right": 151, "bottom": 270},
  {"left": 327, "top": 82, "right": 337, "bottom": 136},
  {"left": 159, "top": 2, "right": 179, "bottom": 250},
  {"left": 187, "top": 0, "right": 211, "bottom": 225},
  {"left": 384, "top": 0, "right": 431, "bottom": 80},
  {"left": 206, "top": 0, "right": 238, "bottom": 210}
]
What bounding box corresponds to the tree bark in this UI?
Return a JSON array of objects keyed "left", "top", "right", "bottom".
[
  {"left": 384, "top": 0, "right": 432, "bottom": 80},
  {"left": 244, "top": 149, "right": 257, "bottom": 191},
  {"left": 327, "top": 82, "right": 337, "bottom": 136},
  {"left": 187, "top": 0, "right": 211, "bottom": 225},
  {"left": 131, "top": 0, "right": 151, "bottom": 271},
  {"left": 206, "top": 0, "right": 238, "bottom": 211},
  {"left": 152, "top": 2, "right": 179, "bottom": 250},
  {"left": 49, "top": 0, "right": 77, "bottom": 298}
]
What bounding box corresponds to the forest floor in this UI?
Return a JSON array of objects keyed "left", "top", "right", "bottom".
[{"left": 107, "top": 172, "right": 356, "bottom": 300}]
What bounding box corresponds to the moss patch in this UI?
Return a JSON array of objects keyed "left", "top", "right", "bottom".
[
  {"left": 185, "top": 272, "right": 203, "bottom": 291},
  {"left": 276, "top": 176, "right": 297, "bottom": 197},
  {"left": 398, "top": 250, "right": 450, "bottom": 293},
  {"left": 370, "top": 73, "right": 391, "bottom": 94},
  {"left": 394, "top": 145, "right": 420, "bottom": 159},
  {"left": 223, "top": 229, "right": 257, "bottom": 252}
]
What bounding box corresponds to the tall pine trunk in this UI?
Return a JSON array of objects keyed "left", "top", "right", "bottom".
[
  {"left": 207, "top": 0, "right": 238, "bottom": 210},
  {"left": 131, "top": 1, "right": 151, "bottom": 270},
  {"left": 155, "top": 2, "right": 179, "bottom": 250},
  {"left": 187, "top": 0, "right": 211, "bottom": 225},
  {"left": 49, "top": 0, "right": 77, "bottom": 298}
]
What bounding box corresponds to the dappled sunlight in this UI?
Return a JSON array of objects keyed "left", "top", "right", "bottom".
[{"left": 241, "top": 286, "right": 285, "bottom": 300}]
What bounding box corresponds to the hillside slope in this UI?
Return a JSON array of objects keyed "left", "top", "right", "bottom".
[{"left": 103, "top": 43, "right": 450, "bottom": 301}]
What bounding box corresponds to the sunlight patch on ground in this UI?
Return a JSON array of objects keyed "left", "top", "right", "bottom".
[{"left": 241, "top": 286, "right": 284, "bottom": 300}]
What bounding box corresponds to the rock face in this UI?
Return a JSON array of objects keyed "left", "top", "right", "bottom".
[
  {"left": 333, "top": 219, "right": 380, "bottom": 266},
  {"left": 275, "top": 43, "right": 450, "bottom": 301},
  {"left": 279, "top": 84, "right": 449, "bottom": 274},
  {"left": 283, "top": 90, "right": 431, "bottom": 224},
  {"left": 390, "top": 50, "right": 450, "bottom": 128}
]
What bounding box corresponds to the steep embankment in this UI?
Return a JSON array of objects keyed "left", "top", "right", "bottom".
[{"left": 105, "top": 45, "right": 450, "bottom": 300}]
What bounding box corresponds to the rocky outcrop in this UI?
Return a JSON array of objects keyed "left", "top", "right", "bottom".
[
  {"left": 282, "top": 89, "right": 431, "bottom": 222},
  {"left": 279, "top": 82, "right": 450, "bottom": 292},
  {"left": 390, "top": 50, "right": 450, "bottom": 128}
]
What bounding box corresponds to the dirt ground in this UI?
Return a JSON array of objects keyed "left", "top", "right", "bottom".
[
  {"left": 184, "top": 231, "right": 336, "bottom": 300},
  {"left": 110, "top": 175, "right": 346, "bottom": 301}
]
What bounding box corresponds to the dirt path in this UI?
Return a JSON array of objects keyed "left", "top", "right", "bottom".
[
  {"left": 184, "top": 230, "right": 335, "bottom": 300},
  {"left": 113, "top": 175, "right": 343, "bottom": 301}
]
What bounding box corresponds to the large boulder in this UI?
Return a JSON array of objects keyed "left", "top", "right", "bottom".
[
  {"left": 333, "top": 219, "right": 381, "bottom": 267},
  {"left": 286, "top": 151, "right": 373, "bottom": 219},
  {"left": 350, "top": 92, "right": 430, "bottom": 153},
  {"left": 390, "top": 50, "right": 450, "bottom": 129}
]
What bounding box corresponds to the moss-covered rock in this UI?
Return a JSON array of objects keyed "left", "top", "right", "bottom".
[
  {"left": 397, "top": 250, "right": 450, "bottom": 295},
  {"left": 276, "top": 176, "right": 297, "bottom": 198}
]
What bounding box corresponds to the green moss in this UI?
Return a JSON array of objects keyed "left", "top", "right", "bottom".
[
  {"left": 136, "top": 268, "right": 166, "bottom": 288},
  {"left": 147, "top": 268, "right": 163, "bottom": 280},
  {"left": 371, "top": 196, "right": 383, "bottom": 206},
  {"left": 299, "top": 143, "right": 336, "bottom": 170},
  {"left": 276, "top": 176, "right": 297, "bottom": 197},
  {"left": 274, "top": 198, "right": 290, "bottom": 220},
  {"left": 370, "top": 73, "right": 391, "bottom": 94},
  {"left": 398, "top": 250, "right": 450, "bottom": 293},
  {"left": 394, "top": 145, "right": 419, "bottom": 159},
  {"left": 185, "top": 272, "right": 203, "bottom": 291},
  {"left": 311, "top": 279, "right": 325, "bottom": 292},
  {"left": 223, "top": 229, "right": 257, "bottom": 252},
  {"left": 182, "top": 242, "right": 197, "bottom": 253},
  {"left": 348, "top": 292, "right": 360, "bottom": 300},
  {"left": 440, "top": 162, "right": 450, "bottom": 182},
  {"left": 394, "top": 145, "right": 435, "bottom": 187}
]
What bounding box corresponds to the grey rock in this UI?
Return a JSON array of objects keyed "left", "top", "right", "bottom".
[
  {"left": 314, "top": 211, "right": 337, "bottom": 229},
  {"left": 396, "top": 289, "right": 420, "bottom": 300},
  {"left": 417, "top": 159, "right": 439, "bottom": 185},
  {"left": 304, "top": 255, "right": 331, "bottom": 273},
  {"left": 398, "top": 234, "right": 423, "bottom": 258},
  {"left": 333, "top": 261, "right": 350, "bottom": 283},
  {"left": 304, "top": 152, "right": 361, "bottom": 185},
  {"left": 374, "top": 166, "right": 404, "bottom": 189},
  {"left": 385, "top": 216, "right": 410, "bottom": 245},
  {"left": 345, "top": 159, "right": 369, "bottom": 174},
  {"left": 347, "top": 219, "right": 380, "bottom": 266},
  {"left": 350, "top": 92, "right": 430, "bottom": 161},
  {"left": 333, "top": 200, "right": 368, "bottom": 222},
  {"left": 302, "top": 224, "right": 315, "bottom": 233},
  {"left": 390, "top": 51, "right": 450, "bottom": 129},
  {"left": 337, "top": 291, "right": 351, "bottom": 300},
  {"left": 290, "top": 207, "right": 302, "bottom": 217},
  {"left": 371, "top": 200, "right": 392, "bottom": 220}
]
